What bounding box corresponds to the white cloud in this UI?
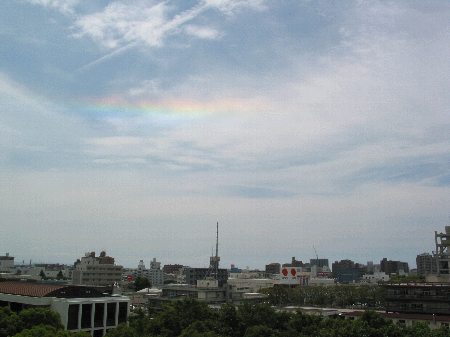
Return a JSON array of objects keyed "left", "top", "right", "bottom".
[
  {"left": 24, "top": 0, "right": 79, "bottom": 14},
  {"left": 184, "top": 24, "right": 220, "bottom": 40},
  {"left": 72, "top": 0, "right": 264, "bottom": 50},
  {"left": 203, "top": 0, "right": 266, "bottom": 14}
]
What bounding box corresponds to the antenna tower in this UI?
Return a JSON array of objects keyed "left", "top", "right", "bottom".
[{"left": 208, "top": 221, "right": 220, "bottom": 280}]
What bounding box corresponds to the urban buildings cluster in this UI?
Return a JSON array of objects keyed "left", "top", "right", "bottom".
[{"left": 1, "top": 223, "right": 450, "bottom": 335}]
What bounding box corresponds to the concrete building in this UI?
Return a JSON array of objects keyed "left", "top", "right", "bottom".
[
  {"left": 310, "top": 259, "right": 329, "bottom": 268},
  {"left": 416, "top": 253, "right": 437, "bottom": 277},
  {"left": 72, "top": 251, "right": 123, "bottom": 287},
  {"left": 282, "top": 257, "right": 304, "bottom": 268},
  {"left": 183, "top": 267, "right": 228, "bottom": 287},
  {"left": 265, "top": 263, "right": 281, "bottom": 276},
  {"left": 332, "top": 260, "right": 365, "bottom": 283},
  {"left": 0, "top": 253, "right": 14, "bottom": 273},
  {"left": 361, "top": 272, "right": 390, "bottom": 284},
  {"left": 385, "top": 283, "right": 450, "bottom": 315},
  {"left": 342, "top": 310, "right": 450, "bottom": 330},
  {"left": 162, "top": 264, "right": 183, "bottom": 274},
  {"left": 227, "top": 278, "right": 274, "bottom": 293},
  {"left": 380, "top": 258, "right": 409, "bottom": 275},
  {"left": 278, "top": 266, "right": 311, "bottom": 286},
  {"left": 131, "top": 259, "right": 165, "bottom": 286},
  {"left": 0, "top": 281, "right": 129, "bottom": 337},
  {"left": 434, "top": 226, "right": 450, "bottom": 276}
]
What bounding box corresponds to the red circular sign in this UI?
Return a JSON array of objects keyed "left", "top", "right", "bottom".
[
  {"left": 291, "top": 268, "right": 297, "bottom": 276},
  {"left": 282, "top": 268, "right": 288, "bottom": 276}
]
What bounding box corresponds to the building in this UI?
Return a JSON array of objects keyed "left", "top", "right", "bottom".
[
  {"left": 227, "top": 278, "right": 274, "bottom": 293},
  {"left": 385, "top": 283, "right": 450, "bottom": 315},
  {"left": 278, "top": 266, "right": 311, "bottom": 286},
  {"left": 0, "top": 253, "right": 14, "bottom": 273},
  {"left": 265, "top": 263, "right": 281, "bottom": 276},
  {"left": 162, "top": 264, "right": 183, "bottom": 275},
  {"left": 282, "top": 257, "right": 304, "bottom": 268},
  {"left": 332, "top": 260, "right": 365, "bottom": 283},
  {"left": 183, "top": 267, "right": 228, "bottom": 287},
  {"left": 342, "top": 310, "right": 450, "bottom": 330},
  {"left": 72, "top": 251, "right": 123, "bottom": 287},
  {"left": 131, "top": 259, "right": 165, "bottom": 286},
  {"left": 361, "top": 272, "right": 390, "bottom": 284},
  {"left": 434, "top": 226, "right": 450, "bottom": 276},
  {"left": 416, "top": 253, "right": 437, "bottom": 277},
  {"left": 0, "top": 280, "right": 129, "bottom": 337},
  {"left": 380, "top": 258, "right": 409, "bottom": 275},
  {"left": 310, "top": 259, "right": 329, "bottom": 268}
]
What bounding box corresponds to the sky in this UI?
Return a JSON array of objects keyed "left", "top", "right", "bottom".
[{"left": 0, "top": 0, "right": 449, "bottom": 269}]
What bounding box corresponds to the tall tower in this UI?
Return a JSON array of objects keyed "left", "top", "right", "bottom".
[
  {"left": 209, "top": 222, "right": 220, "bottom": 279},
  {"left": 435, "top": 226, "right": 450, "bottom": 275}
]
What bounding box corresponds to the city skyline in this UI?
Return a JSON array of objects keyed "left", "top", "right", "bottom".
[{"left": 1, "top": 1, "right": 449, "bottom": 269}]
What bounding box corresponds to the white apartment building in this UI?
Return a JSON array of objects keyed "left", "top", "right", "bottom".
[
  {"left": 72, "top": 251, "right": 122, "bottom": 287},
  {"left": 0, "top": 253, "right": 14, "bottom": 273},
  {"left": 132, "top": 259, "right": 164, "bottom": 286}
]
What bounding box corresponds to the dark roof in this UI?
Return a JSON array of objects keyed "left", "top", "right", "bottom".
[{"left": 0, "top": 281, "right": 108, "bottom": 298}]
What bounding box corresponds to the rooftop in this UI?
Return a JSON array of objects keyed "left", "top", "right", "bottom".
[{"left": 0, "top": 281, "right": 110, "bottom": 298}]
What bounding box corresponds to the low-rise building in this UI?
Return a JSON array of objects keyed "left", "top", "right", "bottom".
[
  {"left": 0, "top": 281, "right": 129, "bottom": 337},
  {"left": 385, "top": 283, "right": 450, "bottom": 315},
  {"left": 361, "top": 272, "right": 390, "bottom": 284}
]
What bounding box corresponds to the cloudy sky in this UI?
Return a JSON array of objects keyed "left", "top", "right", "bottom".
[{"left": 1, "top": 0, "right": 449, "bottom": 269}]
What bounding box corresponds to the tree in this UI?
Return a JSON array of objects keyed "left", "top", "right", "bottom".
[
  {"left": 0, "top": 307, "right": 22, "bottom": 337},
  {"left": 134, "top": 277, "right": 151, "bottom": 291},
  {"left": 19, "top": 308, "right": 63, "bottom": 330},
  {"left": 12, "top": 325, "right": 90, "bottom": 337},
  {"left": 104, "top": 324, "right": 139, "bottom": 337},
  {"left": 57, "top": 270, "right": 65, "bottom": 280},
  {"left": 243, "top": 325, "right": 277, "bottom": 337},
  {"left": 152, "top": 299, "right": 217, "bottom": 337},
  {"left": 39, "top": 270, "right": 47, "bottom": 280}
]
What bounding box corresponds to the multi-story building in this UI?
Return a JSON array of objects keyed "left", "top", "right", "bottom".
[
  {"left": 162, "top": 264, "right": 183, "bottom": 275},
  {"left": 265, "top": 263, "right": 281, "bottom": 276},
  {"left": 183, "top": 267, "right": 228, "bottom": 287},
  {"left": 132, "top": 259, "right": 165, "bottom": 286},
  {"left": 72, "top": 251, "right": 122, "bottom": 287},
  {"left": 332, "top": 260, "right": 365, "bottom": 283},
  {"left": 282, "top": 257, "right": 304, "bottom": 268},
  {"left": 416, "top": 253, "right": 437, "bottom": 277},
  {"left": 380, "top": 258, "right": 409, "bottom": 275},
  {"left": 0, "top": 253, "right": 14, "bottom": 273},
  {"left": 0, "top": 280, "right": 129, "bottom": 337},
  {"left": 385, "top": 283, "right": 450, "bottom": 315},
  {"left": 310, "top": 259, "right": 329, "bottom": 268},
  {"left": 434, "top": 226, "right": 450, "bottom": 276}
]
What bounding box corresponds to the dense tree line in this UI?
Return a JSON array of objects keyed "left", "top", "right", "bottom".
[
  {"left": 2, "top": 299, "right": 450, "bottom": 337},
  {"left": 0, "top": 307, "right": 89, "bottom": 337},
  {"left": 103, "top": 299, "right": 450, "bottom": 337},
  {"left": 263, "top": 284, "right": 386, "bottom": 308}
]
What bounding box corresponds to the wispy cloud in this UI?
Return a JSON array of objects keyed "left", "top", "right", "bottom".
[
  {"left": 69, "top": 1, "right": 266, "bottom": 68},
  {"left": 24, "top": 0, "right": 80, "bottom": 14}
]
